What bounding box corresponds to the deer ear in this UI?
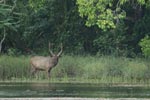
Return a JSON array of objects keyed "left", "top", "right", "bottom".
[{"left": 49, "top": 54, "right": 53, "bottom": 57}]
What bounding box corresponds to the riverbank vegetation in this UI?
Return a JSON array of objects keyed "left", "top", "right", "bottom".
[
  {"left": 0, "top": 55, "right": 150, "bottom": 84},
  {"left": 0, "top": 0, "right": 150, "bottom": 57},
  {"left": 0, "top": 0, "right": 150, "bottom": 84}
]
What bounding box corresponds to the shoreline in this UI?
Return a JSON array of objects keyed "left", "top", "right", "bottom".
[
  {"left": 0, "top": 81, "right": 150, "bottom": 87},
  {"left": 0, "top": 98, "right": 150, "bottom": 100}
]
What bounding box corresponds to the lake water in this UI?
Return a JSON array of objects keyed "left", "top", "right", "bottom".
[{"left": 0, "top": 83, "right": 150, "bottom": 98}]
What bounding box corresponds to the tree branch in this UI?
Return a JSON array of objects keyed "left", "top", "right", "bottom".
[
  {"left": 0, "top": 0, "right": 4, "bottom": 3},
  {"left": 0, "top": 29, "right": 6, "bottom": 53},
  {"left": 11, "top": 0, "right": 17, "bottom": 13}
]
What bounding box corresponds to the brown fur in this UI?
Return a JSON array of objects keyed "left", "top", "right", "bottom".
[{"left": 30, "top": 43, "right": 63, "bottom": 78}]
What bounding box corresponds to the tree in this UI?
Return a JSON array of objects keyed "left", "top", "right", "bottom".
[
  {"left": 76, "top": 0, "right": 149, "bottom": 31},
  {"left": 0, "top": 0, "right": 18, "bottom": 30},
  {"left": 0, "top": 29, "right": 6, "bottom": 53},
  {"left": 139, "top": 35, "right": 150, "bottom": 57},
  {"left": 0, "top": 0, "right": 19, "bottom": 53},
  {"left": 0, "top": 0, "right": 149, "bottom": 55}
]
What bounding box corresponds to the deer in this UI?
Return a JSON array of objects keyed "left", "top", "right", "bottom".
[{"left": 30, "top": 43, "right": 63, "bottom": 78}]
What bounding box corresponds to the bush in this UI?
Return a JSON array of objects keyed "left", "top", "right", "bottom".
[
  {"left": 0, "top": 55, "right": 30, "bottom": 80},
  {"left": 52, "top": 55, "right": 84, "bottom": 78},
  {"left": 139, "top": 35, "right": 150, "bottom": 57},
  {"left": 82, "top": 57, "right": 106, "bottom": 79},
  {"left": 123, "top": 60, "right": 148, "bottom": 80},
  {"left": 0, "top": 55, "right": 150, "bottom": 83}
]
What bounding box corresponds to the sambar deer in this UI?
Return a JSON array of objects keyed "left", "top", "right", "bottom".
[{"left": 30, "top": 43, "right": 63, "bottom": 78}]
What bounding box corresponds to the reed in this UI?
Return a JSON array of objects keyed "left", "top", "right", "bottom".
[{"left": 0, "top": 55, "right": 150, "bottom": 83}]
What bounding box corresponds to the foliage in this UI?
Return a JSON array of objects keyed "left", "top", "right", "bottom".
[
  {"left": 0, "top": 0, "right": 150, "bottom": 57},
  {"left": 76, "top": 0, "right": 148, "bottom": 31},
  {"left": 0, "top": 55, "right": 150, "bottom": 83},
  {"left": 139, "top": 36, "right": 150, "bottom": 57},
  {"left": 94, "top": 23, "right": 128, "bottom": 56},
  {"left": 29, "top": 0, "right": 46, "bottom": 11},
  {"left": 0, "top": 0, "right": 19, "bottom": 32},
  {"left": 123, "top": 60, "right": 148, "bottom": 80},
  {"left": 0, "top": 0, "right": 23, "bottom": 54}
]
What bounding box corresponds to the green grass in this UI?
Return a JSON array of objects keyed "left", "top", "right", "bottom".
[{"left": 0, "top": 55, "right": 150, "bottom": 84}]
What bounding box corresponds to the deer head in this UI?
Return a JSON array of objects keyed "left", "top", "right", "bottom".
[{"left": 49, "top": 42, "right": 63, "bottom": 58}]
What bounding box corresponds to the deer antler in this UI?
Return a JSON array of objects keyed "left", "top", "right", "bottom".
[
  {"left": 49, "top": 42, "right": 55, "bottom": 56},
  {"left": 57, "top": 43, "right": 63, "bottom": 57}
]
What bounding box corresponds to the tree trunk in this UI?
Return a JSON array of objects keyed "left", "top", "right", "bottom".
[{"left": 0, "top": 29, "right": 6, "bottom": 53}]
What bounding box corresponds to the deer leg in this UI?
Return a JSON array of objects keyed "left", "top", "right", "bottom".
[
  {"left": 31, "top": 66, "right": 37, "bottom": 76},
  {"left": 47, "top": 68, "right": 52, "bottom": 79}
]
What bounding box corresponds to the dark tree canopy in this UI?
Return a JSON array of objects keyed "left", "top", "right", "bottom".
[{"left": 0, "top": 0, "right": 150, "bottom": 57}]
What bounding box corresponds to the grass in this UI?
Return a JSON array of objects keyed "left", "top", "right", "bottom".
[{"left": 0, "top": 55, "right": 150, "bottom": 84}]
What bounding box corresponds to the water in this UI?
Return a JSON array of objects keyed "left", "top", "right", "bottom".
[{"left": 0, "top": 83, "right": 150, "bottom": 98}]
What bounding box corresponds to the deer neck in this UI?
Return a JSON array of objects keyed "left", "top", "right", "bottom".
[{"left": 50, "top": 57, "right": 58, "bottom": 66}]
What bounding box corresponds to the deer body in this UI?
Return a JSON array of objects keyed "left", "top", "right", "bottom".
[
  {"left": 30, "top": 56, "right": 58, "bottom": 70},
  {"left": 30, "top": 43, "right": 63, "bottom": 78}
]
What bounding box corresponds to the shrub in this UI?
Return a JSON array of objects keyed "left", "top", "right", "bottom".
[
  {"left": 139, "top": 35, "right": 150, "bottom": 57},
  {"left": 123, "top": 60, "right": 148, "bottom": 80}
]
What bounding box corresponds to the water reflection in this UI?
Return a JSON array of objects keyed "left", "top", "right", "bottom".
[{"left": 0, "top": 83, "right": 150, "bottom": 98}]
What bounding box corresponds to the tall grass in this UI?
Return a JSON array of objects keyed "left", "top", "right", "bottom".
[
  {"left": 0, "top": 55, "right": 150, "bottom": 83},
  {"left": 0, "top": 55, "right": 30, "bottom": 80}
]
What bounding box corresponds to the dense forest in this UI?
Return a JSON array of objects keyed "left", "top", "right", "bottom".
[{"left": 0, "top": 0, "right": 150, "bottom": 57}]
